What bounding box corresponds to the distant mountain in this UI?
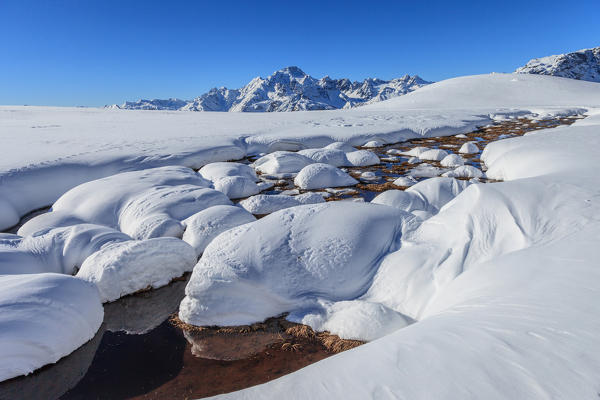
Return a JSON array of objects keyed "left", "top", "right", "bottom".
[
  {"left": 110, "top": 66, "right": 431, "bottom": 112},
  {"left": 516, "top": 47, "right": 600, "bottom": 83}
]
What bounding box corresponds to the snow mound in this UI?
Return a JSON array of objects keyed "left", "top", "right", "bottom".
[
  {"left": 442, "top": 165, "right": 484, "bottom": 179},
  {"left": 238, "top": 194, "right": 301, "bottom": 215},
  {"left": 459, "top": 142, "right": 479, "bottom": 154},
  {"left": 18, "top": 167, "right": 229, "bottom": 239},
  {"left": 345, "top": 150, "right": 380, "bottom": 167},
  {"left": 418, "top": 149, "right": 448, "bottom": 161},
  {"left": 440, "top": 153, "right": 465, "bottom": 167},
  {"left": 0, "top": 224, "right": 130, "bottom": 275},
  {"left": 406, "top": 164, "right": 444, "bottom": 178},
  {"left": 294, "top": 163, "right": 358, "bottom": 190},
  {"left": 198, "top": 162, "right": 258, "bottom": 182},
  {"left": 299, "top": 300, "right": 413, "bottom": 341},
  {"left": 393, "top": 176, "right": 418, "bottom": 187},
  {"left": 294, "top": 192, "right": 326, "bottom": 205},
  {"left": 362, "top": 140, "right": 384, "bottom": 148},
  {"left": 324, "top": 142, "right": 356, "bottom": 152},
  {"left": 182, "top": 205, "right": 256, "bottom": 256},
  {"left": 298, "top": 148, "right": 349, "bottom": 167},
  {"left": 0, "top": 273, "right": 103, "bottom": 381},
  {"left": 402, "top": 146, "right": 429, "bottom": 157},
  {"left": 406, "top": 177, "right": 472, "bottom": 213},
  {"left": 253, "top": 151, "right": 313, "bottom": 174},
  {"left": 179, "top": 202, "right": 415, "bottom": 326},
  {"left": 371, "top": 190, "right": 427, "bottom": 213},
  {"left": 77, "top": 237, "right": 197, "bottom": 303},
  {"left": 213, "top": 176, "right": 260, "bottom": 199}
]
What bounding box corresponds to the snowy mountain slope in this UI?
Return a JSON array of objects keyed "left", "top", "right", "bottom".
[
  {"left": 516, "top": 47, "right": 600, "bottom": 82},
  {"left": 111, "top": 66, "right": 431, "bottom": 112},
  {"left": 210, "top": 111, "right": 600, "bottom": 400},
  {"left": 1, "top": 73, "right": 599, "bottom": 231}
]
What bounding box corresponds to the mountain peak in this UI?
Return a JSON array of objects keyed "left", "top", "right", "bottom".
[
  {"left": 111, "top": 67, "right": 432, "bottom": 112},
  {"left": 516, "top": 47, "right": 600, "bottom": 83},
  {"left": 277, "top": 66, "right": 306, "bottom": 77}
]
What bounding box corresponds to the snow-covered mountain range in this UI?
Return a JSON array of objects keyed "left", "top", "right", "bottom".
[
  {"left": 110, "top": 66, "right": 431, "bottom": 112},
  {"left": 516, "top": 46, "right": 600, "bottom": 82}
]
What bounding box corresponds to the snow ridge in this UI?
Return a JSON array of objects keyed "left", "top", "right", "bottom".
[
  {"left": 516, "top": 47, "right": 600, "bottom": 82},
  {"left": 110, "top": 66, "right": 431, "bottom": 112}
]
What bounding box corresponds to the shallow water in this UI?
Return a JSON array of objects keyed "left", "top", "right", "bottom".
[{"left": 0, "top": 114, "right": 585, "bottom": 400}]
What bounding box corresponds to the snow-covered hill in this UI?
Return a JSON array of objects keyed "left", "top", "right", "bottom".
[
  {"left": 516, "top": 47, "right": 600, "bottom": 82},
  {"left": 111, "top": 66, "right": 431, "bottom": 112}
]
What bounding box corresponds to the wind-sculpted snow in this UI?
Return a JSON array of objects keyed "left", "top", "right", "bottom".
[
  {"left": 0, "top": 274, "right": 103, "bottom": 381},
  {"left": 217, "top": 113, "right": 600, "bottom": 399},
  {"left": 18, "top": 166, "right": 231, "bottom": 239},
  {"left": 294, "top": 163, "right": 358, "bottom": 190},
  {"left": 0, "top": 224, "right": 130, "bottom": 275},
  {"left": 182, "top": 205, "right": 256, "bottom": 256},
  {"left": 179, "top": 202, "right": 416, "bottom": 327},
  {"left": 3, "top": 74, "right": 599, "bottom": 229},
  {"left": 77, "top": 238, "right": 197, "bottom": 303}
]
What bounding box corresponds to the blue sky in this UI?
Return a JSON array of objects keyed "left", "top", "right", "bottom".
[{"left": 1, "top": 0, "right": 599, "bottom": 106}]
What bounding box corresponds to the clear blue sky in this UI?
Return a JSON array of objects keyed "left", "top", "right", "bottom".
[{"left": 1, "top": 0, "right": 599, "bottom": 106}]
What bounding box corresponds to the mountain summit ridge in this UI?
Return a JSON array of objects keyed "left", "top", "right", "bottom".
[
  {"left": 516, "top": 47, "right": 600, "bottom": 83},
  {"left": 110, "top": 66, "right": 431, "bottom": 112}
]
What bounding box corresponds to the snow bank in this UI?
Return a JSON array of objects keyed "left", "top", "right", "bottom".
[
  {"left": 0, "top": 273, "right": 103, "bottom": 381},
  {"left": 182, "top": 205, "right": 256, "bottom": 256},
  {"left": 77, "top": 237, "right": 196, "bottom": 302},
  {"left": 213, "top": 176, "right": 260, "bottom": 199},
  {"left": 324, "top": 142, "right": 356, "bottom": 152},
  {"left": 440, "top": 153, "right": 465, "bottom": 167},
  {"left": 253, "top": 151, "right": 313, "bottom": 174},
  {"left": 345, "top": 150, "right": 380, "bottom": 166},
  {"left": 299, "top": 300, "right": 413, "bottom": 341},
  {"left": 198, "top": 162, "right": 257, "bottom": 182},
  {"left": 18, "top": 166, "right": 230, "bottom": 239},
  {"left": 179, "top": 202, "right": 415, "bottom": 327},
  {"left": 297, "top": 148, "right": 349, "bottom": 167},
  {"left": 294, "top": 163, "right": 358, "bottom": 190},
  {"left": 0, "top": 224, "right": 130, "bottom": 275},
  {"left": 418, "top": 149, "right": 448, "bottom": 161},
  {"left": 459, "top": 141, "right": 479, "bottom": 154},
  {"left": 442, "top": 165, "right": 484, "bottom": 179}
]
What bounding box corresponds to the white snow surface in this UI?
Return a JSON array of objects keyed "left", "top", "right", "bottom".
[
  {"left": 442, "top": 165, "right": 484, "bottom": 179},
  {"left": 440, "top": 153, "right": 465, "bottom": 167},
  {"left": 198, "top": 162, "right": 258, "bottom": 182},
  {"left": 77, "top": 237, "right": 197, "bottom": 303},
  {"left": 212, "top": 176, "right": 260, "bottom": 199},
  {"left": 253, "top": 151, "right": 314, "bottom": 174},
  {"left": 3, "top": 73, "right": 600, "bottom": 394},
  {"left": 0, "top": 273, "right": 103, "bottom": 381},
  {"left": 18, "top": 166, "right": 230, "bottom": 239},
  {"left": 459, "top": 141, "right": 479, "bottom": 154},
  {"left": 297, "top": 148, "right": 349, "bottom": 167},
  {"left": 294, "top": 163, "right": 358, "bottom": 190},
  {"left": 2, "top": 74, "right": 599, "bottom": 229},
  {"left": 417, "top": 148, "right": 448, "bottom": 161},
  {"left": 345, "top": 150, "right": 380, "bottom": 167},
  {"left": 179, "top": 202, "right": 416, "bottom": 327},
  {"left": 182, "top": 205, "right": 256, "bottom": 256},
  {"left": 213, "top": 112, "right": 600, "bottom": 399},
  {"left": 0, "top": 224, "right": 130, "bottom": 275}
]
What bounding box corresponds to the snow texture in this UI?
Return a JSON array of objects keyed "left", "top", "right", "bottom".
[
  {"left": 213, "top": 176, "right": 260, "bottom": 199},
  {"left": 253, "top": 151, "right": 314, "bottom": 175},
  {"left": 345, "top": 150, "right": 380, "bottom": 167},
  {"left": 458, "top": 141, "right": 479, "bottom": 154},
  {"left": 0, "top": 273, "right": 103, "bottom": 381},
  {"left": 182, "top": 205, "right": 256, "bottom": 256},
  {"left": 297, "top": 148, "right": 349, "bottom": 167},
  {"left": 294, "top": 163, "right": 358, "bottom": 190},
  {"left": 198, "top": 162, "right": 258, "bottom": 182},
  {"left": 179, "top": 202, "right": 415, "bottom": 326},
  {"left": 77, "top": 237, "right": 197, "bottom": 302}
]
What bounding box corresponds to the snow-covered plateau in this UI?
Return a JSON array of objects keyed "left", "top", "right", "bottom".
[{"left": 1, "top": 73, "right": 600, "bottom": 399}]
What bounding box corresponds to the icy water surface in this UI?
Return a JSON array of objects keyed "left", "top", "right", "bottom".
[{"left": 0, "top": 114, "right": 584, "bottom": 400}]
